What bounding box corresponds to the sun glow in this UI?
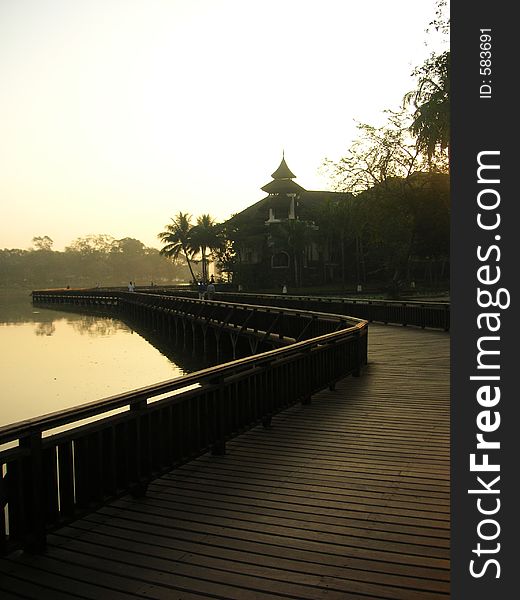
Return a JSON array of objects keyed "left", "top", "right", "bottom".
[{"left": 0, "top": 0, "right": 446, "bottom": 250}]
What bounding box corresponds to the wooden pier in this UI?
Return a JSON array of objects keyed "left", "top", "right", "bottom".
[{"left": 0, "top": 323, "right": 449, "bottom": 599}]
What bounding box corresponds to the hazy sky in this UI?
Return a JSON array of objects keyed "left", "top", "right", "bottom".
[{"left": 0, "top": 0, "right": 447, "bottom": 251}]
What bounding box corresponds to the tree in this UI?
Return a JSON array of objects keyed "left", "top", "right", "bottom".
[
  {"left": 62, "top": 234, "right": 115, "bottom": 281},
  {"left": 313, "top": 195, "right": 361, "bottom": 288},
  {"left": 32, "top": 236, "right": 54, "bottom": 251},
  {"left": 318, "top": 0, "right": 450, "bottom": 291},
  {"left": 189, "top": 214, "right": 224, "bottom": 282},
  {"left": 355, "top": 172, "right": 449, "bottom": 288},
  {"left": 404, "top": 51, "right": 450, "bottom": 166},
  {"left": 221, "top": 215, "right": 269, "bottom": 288},
  {"left": 2, "top": 234, "right": 185, "bottom": 287},
  {"left": 110, "top": 238, "right": 147, "bottom": 283},
  {"left": 157, "top": 212, "right": 197, "bottom": 283},
  {"left": 213, "top": 239, "right": 235, "bottom": 282},
  {"left": 427, "top": 0, "right": 450, "bottom": 38},
  {"left": 65, "top": 234, "right": 115, "bottom": 254},
  {"left": 322, "top": 110, "right": 440, "bottom": 194},
  {"left": 404, "top": 0, "right": 450, "bottom": 166},
  {"left": 322, "top": 110, "right": 450, "bottom": 289},
  {"left": 270, "top": 219, "right": 315, "bottom": 288},
  {"left": 112, "top": 237, "right": 146, "bottom": 255}
]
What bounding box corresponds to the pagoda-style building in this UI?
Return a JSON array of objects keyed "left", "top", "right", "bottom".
[
  {"left": 227, "top": 155, "right": 351, "bottom": 288},
  {"left": 261, "top": 153, "right": 304, "bottom": 223}
]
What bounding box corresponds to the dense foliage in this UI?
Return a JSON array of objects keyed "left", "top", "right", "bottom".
[
  {"left": 310, "top": 6, "right": 450, "bottom": 291},
  {"left": 158, "top": 212, "right": 224, "bottom": 283},
  {"left": 0, "top": 235, "right": 191, "bottom": 288}
]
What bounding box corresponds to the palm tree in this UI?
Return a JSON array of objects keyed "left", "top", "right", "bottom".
[
  {"left": 189, "top": 214, "right": 224, "bottom": 282},
  {"left": 405, "top": 51, "right": 450, "bottom": 167},
  {"left": 157, "top": 212, "right": 197, "bottom": 283}
]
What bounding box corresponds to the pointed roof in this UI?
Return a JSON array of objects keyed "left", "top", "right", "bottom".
[
  {"left": 271, "top": 153, "right": 296, "bottom": 180},
  {"left": 227, "top": 189, "right": 352, "bottom": 224},
  {"left": 260, "top": 178, "right": 305, "bottom": 194}
]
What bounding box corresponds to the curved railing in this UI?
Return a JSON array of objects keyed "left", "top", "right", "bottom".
[
  {"left": 0, "top": 290, "right": 367, "bottom": 555},
  {"left": 141, "top": 288, "right": 450, "bottom": 331},
  {"left": 32, "top": 290, "right": 355, "bottom": 346},
  {"left": 240, "top": 293, "right": 449, "bottom": 330}
]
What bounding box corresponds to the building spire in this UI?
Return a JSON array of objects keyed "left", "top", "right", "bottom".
[{"left": 271, "top": 153, "right": 296, "bottom": 180}]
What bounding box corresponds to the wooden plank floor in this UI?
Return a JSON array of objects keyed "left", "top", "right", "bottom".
[{"left": 0, "top": 324, "right": 450, "bottom": 599}]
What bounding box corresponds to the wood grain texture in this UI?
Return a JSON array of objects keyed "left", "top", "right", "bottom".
[{"left": 0, "top": 324, "right": 450, "bottom": 599}]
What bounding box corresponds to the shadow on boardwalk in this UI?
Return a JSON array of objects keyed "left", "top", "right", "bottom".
[{"left": 0, "top": 324, "right": 449, "bottom": 600}]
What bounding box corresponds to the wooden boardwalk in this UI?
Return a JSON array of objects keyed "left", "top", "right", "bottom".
[{"left": 0, "top": 324, "right": 450, "bottom": 599}]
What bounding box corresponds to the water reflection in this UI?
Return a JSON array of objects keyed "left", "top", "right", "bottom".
[
  {"left": 0, "top": 290, "right": 210, "bottom": 426},
  {"left": 69, "top": 314, "right": 129, "bottom": 337},
  {"left": 29, "top": 298, "right": 214, "bottom": 373},
  {"left": 32, "top": 317, "right": 128, "bottom": 338},
  {"left": 0, "top": 289, "right": 53, "bottom": 324},
  {"left": 34, "top": 322, "right": 56, "bottom": 336},
  {"left": 0, "top": 291, "right": 133, "bottom": 337},
  {"left": 130, "top": 316, "right": 216, "bottom": 374}
]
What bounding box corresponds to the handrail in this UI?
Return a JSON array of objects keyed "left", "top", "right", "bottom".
[
  {"left": 206, "top": 292, "right": 450, "bottom": 330},
  {"left": 220, "top": 291, "right": 450, "bottom": 307},
  {"left": 1, "top": 289, "right": 368, "bottom": 555},
  {"left": 32, "top": 290, "right": 360, "bottom": 350},
  {"left": 32, "top": 289, "right": 363, "bottom": 322},
  {"left": 113, "top": 288, "right": 449, "bottom": 330},
  {"left": 122, "top": 287, "right": 449, "bottom": 306},
  {"left": 0, "top": 321, "right": 364, "bottom": 444}
]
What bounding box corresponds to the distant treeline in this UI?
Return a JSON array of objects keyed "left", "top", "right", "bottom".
[{"left": 0, "top": 235, "right": 190, "bottom": 288}]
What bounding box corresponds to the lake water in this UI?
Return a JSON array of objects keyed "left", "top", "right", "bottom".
[{"left": 0, "top": 290, "right": 205, "bottom": 427}]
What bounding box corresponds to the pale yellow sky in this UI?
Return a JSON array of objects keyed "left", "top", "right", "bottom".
[{"left": 0, "top": 0, "right": 447, "bottom": 251}]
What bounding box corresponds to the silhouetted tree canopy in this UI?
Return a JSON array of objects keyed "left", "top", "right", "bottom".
[
  {"left": 0, "top": 235, "right": 191, "bottom": 288},
  {"left": 354, "top": 172, "right": 449, "bottom": 283},
  {"left": 32, "top": 236, "right": 54, "bottom": 251},
  {"left": 158, "top": 212, "right": 197, "bottom": 283},
  {"left": 404, "top": 51, "right": 450, "bottom": 164},
  {"left": 158, "top": 213, "right": 224, "bottom": 283}
]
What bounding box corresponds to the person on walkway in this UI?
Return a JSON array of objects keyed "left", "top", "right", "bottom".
[
  {"left": 282, "top": 283, "right": 288, "bottom": 294},
  {"left": 206, "top": 278, "right": 216, "bottom": 300},
  {"left": 197, "top": 280, "right": 206, "bottom": 300},
  {"left": 128, "top": 281, "right": 135, "bottom": 292}
]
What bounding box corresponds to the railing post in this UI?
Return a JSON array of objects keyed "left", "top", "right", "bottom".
[
  {"left": 20, "top": 432, "right": 46, "bottom": 553},
  {"left": 210, "top": 376, "right": 226, "bottom": 455},
  {"left": 352, "top": 330, "right": 361, "bottom": 377},
  {"left": 129, "top": 400, "right": 148, "bottom": 498},
  {"left": 301, "top": 347, "right": 312, "bottom": 405},
  {"left": 262, "top": 416, "right": 272, "bottom": 428},
  {"left": 444, "top": 304, "right": 450, "bottom": 331},
  {"left": 402, "top": 302, "right": 408, "bottom": 327}
]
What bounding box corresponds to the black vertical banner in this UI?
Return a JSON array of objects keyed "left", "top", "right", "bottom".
[{"left": 452, "top": 2, "right": 517, "bottom": 599}]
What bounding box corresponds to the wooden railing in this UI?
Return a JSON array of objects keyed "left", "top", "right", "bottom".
[
  {"left": 1, "top": 291, "right": 367, "bottom": 555},
  {"left": 143, "top": 289, "right": 450, "bottom": 331},
  {"left": 31, "top": 290, "right": 354, "bottom": 355}
]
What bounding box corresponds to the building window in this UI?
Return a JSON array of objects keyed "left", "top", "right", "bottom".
[{"left": 271, "top": 251, "right": 290, "bottom": 269}]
